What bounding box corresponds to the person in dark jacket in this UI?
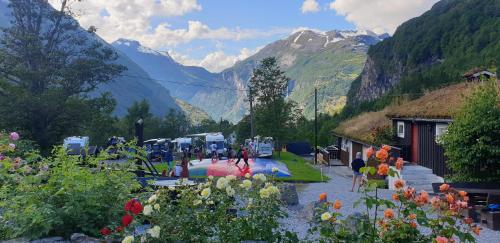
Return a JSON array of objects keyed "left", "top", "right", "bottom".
[
  {"left": 351, "top": 152, "right": 365, "bottom": 192},
  {"left": 235, "top": 144, "right": 243, "bottom": 165}
]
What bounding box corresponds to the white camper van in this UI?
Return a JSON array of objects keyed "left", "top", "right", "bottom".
[
  {"left": 173, "top": 137, "right": 192, "bottom": 152},
  {"left": 205, "top": 133, "right": 225, "bottom": 157}
]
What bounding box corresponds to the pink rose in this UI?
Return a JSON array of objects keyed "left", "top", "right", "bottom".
[{"left": 9, "top": 132, "right": 20, "bottom": 141}]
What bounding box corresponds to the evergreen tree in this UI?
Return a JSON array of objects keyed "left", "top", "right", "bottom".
[{"left": 249, "top": 57, "right": 299, "bottom": 144}]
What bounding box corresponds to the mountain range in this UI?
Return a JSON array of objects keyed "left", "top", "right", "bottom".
[{"left": 114, "top": 30, "right": 387, "bottom": 122}]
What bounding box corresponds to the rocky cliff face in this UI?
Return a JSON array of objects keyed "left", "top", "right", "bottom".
[
  {"left": 348, "top": 0, "right": 500, "bottom": 105},
  {"left": 354, "top": 55, "right": 404, "bottom": 102}
]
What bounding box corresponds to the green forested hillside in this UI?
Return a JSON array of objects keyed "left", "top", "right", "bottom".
[{"left": 348, "top": 0, "right": 500, "bottom": 107}]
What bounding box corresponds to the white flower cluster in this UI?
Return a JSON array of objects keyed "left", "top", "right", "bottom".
[
  {"left": 240, "top": 179, "right": 252, "bottom": 190},
  {"left": 253, "top": 173, "right": 267, "bottom": 182},
  {"left": 216, "top": 177, "right": 229, "bottom": 189}
]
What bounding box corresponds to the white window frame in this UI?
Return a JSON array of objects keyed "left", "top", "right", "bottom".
[
  {"left": 397, "top": 121, "right": 405, "bottom": 138},
  {"left": 435, "top": 124, "right": 449, "bottom": 143}
]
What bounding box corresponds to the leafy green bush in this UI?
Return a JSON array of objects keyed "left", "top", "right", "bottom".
[
  {"left": 0, "top": 135, "right": 141, "bottom": 239},
  {"left": 442, "top": 80, "right": 500, "bottom": 182}
]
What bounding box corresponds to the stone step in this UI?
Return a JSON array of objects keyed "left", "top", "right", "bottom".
[
  {"left": 406, "top": 179, "right": 442, "bottom": 186},
  {"left": 402, "top": 173, "right": 443, "bottom": 181},
  {"left": 413, "top": 184, "right": 434, "bottom": 193},
  {"left": 400, "top": 165, "right": 433, "bottom": 175}
]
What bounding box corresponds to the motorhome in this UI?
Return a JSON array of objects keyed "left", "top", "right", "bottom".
[
  {"left": 245, "top": 136, "right": 274, "bottom": 158},
  {"left": 205, "top": 133, "right": 225, "bottom": 157},
  {"left": 173, "top": 137, "right": 192, "bottom": 152},
  {"left": 63, "top": 136, "right": 98, "bottom": 156}
]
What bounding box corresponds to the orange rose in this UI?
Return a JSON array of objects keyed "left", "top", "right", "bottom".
[
  {"left": 439, "top": 183, "right": 450, "bottom": 192},
  {"left": 431, "top": 196, "right": 441, "bottom": 208},
  {"left": 404, "top": 187, "right": 415, "bottom": 199},
  {"left": 472, "top": 226, "right": 481, "bottom": 235},
  {"left": 376, "top": 149, "right": 389, "bottom": 162},
  {"left": 409, "top": 221, "right": 417, "bottom": 228},
  {"left": 394, "top": 179, "right": 405, "bottom": 190},
  {"left": 416, "top": 191, "right": 429, "bottom": 204},
  {"left": 458, "top": 191, "right": 467, "bottom": 197},
  {"left": 408, "top": 213, "right": 417, "bottom": 220},
  {"left": 446, "top": 193, "right": 455, "bottom": 204},
  {"left": 377, "top": 163, "right": 389, "bottom": 176},
  {"left": 319, "top": 192, "right": 327, "bottom": 202},
  {"left": 382, "top": 144, "right": 391, "bottom": 152},
  {"left": 463, "top": 196, "right": 469, "bottom": 202},
  {"left": 384, "top": 209, "right": 394, "bottom": 219},
  {"left": 333, "top": 199, "right": 342, "bottom": 210},
  {"left": 436, "top": 236, "right": 448, "bottom": 243},
  {"left": 392, "top": 193, "right": 399, "bottom": 201},
  {"left": 366, "top": 147, "right": 374, "bottom": 158}
]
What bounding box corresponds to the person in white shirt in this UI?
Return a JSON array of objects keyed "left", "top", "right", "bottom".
[{"left": 210, "top": 142, "right": 218, "bottom": 160}]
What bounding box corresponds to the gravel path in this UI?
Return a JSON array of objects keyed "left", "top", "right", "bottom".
[{"left": 282, "top": 165, "right": 500, "bottom": 242}]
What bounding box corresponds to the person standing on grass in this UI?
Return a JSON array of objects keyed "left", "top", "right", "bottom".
[
  {"left": 351, "top": 152, "right": 365, "bottom": 192},
  {"left": 165, "top": 148, "right": 174, "bottom": 174}
]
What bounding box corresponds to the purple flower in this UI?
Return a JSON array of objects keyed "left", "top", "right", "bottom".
[
  {"left": 0, "top": 155, "right": 4, "bottom": 160},
  {"left": 8, "top": 143, "right": 16, "bottom": 150},
  {"left": 9, "top": 132, "right": 19, "bottom": 141}
]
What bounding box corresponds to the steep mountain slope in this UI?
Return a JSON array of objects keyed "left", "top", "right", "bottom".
[
  {"left": 219, "top": 30, "right": 385, "bottom": 119},
  {"left": 348, "top": 0, "right": 500, "bottom": 105},
  {"left": 112, "top": 39, "right": 235, "bottom": 121},
  {"left": 0, "top": 0, "right": 180, "bottom": 117},
  {"left": 112, "top": 39, "right": 220, "bottom": 101},
  {"left": 174, "top": 98, "right": 211, "bottom": 125}
]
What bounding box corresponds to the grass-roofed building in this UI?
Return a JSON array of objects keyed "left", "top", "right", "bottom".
[
  {"left": 332, "top": 107, "right": 393, "bottom": 166},
  {"left": 387, "top": 83, "right": 476, "bottom": 177}
]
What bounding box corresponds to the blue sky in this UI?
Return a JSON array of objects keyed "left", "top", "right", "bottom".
[
  {"left": 161, "top": 0, "right": 355, "bottom": 59},
  {"left": 50, "top": 0, "right": 439, "bottom": 72}
]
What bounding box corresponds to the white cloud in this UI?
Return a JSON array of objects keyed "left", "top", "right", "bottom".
[
  {"left": 329, "top": 0, "right": 439, "bottom": 34},
  {"left": 171, "top": 47, "right": 262, "bottom": 72},
  {"left": 301, "top": 0, "right": 320, "bottom": 13},
  {"left": 48, "top": 0, "right": 289, "bottom": 50}
]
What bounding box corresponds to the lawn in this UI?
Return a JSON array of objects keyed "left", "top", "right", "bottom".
[
  {"left": 151, "top": 151, "right": 327, "bottom": 182},
  {"left": 273, "top": 151, "right": 328, "bottom": 182}
]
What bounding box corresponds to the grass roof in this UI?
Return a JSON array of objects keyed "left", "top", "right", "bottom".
[
  {"left": 386, "top": 82, "right": 477, "bottom": 119},
  {"left": 333, "top": 107, "right": 393, "bottom": 145}
]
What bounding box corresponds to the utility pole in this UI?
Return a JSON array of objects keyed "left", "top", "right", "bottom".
[
  {"left": 314, "top": 88, "right": 318, "bottom": 165},
  {"left": 249, "top": 87, "right": 255, "bottom": 139}
]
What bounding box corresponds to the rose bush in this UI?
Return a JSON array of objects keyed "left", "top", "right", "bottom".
[
  {"left": 0, "top": 132, "right": 141, "bottom": 239},
  {"left": 102, "top": 173, "right": 297, "bottom": 242},
  {"left": 310, "top": 146, "right": 479, "bottom": 243}
]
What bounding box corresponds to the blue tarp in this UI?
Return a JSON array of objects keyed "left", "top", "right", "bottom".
[{"left": 286, "top": 142, "right": 312, "bottom": 155}]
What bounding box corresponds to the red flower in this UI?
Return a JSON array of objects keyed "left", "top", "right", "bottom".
[
  {"left": 100, "top": 227, "right": 111, "bottom": 236},
  {"left": 124, "top": 199, "right": 143, "bottom": 215},
  {"left": 115, "top": 226, "right": 124, "bottom": 232},
  {"left": 121, "top": 214, "right": 134, "bottom": 227},
  {"left": 124, "top": 199, "right": 135, "bottom": 212},
  {"left": 131, "top": 201, "right": 143, "bottom": 215}
]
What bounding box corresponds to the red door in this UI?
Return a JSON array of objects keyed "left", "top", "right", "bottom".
[{"left": 411, "top": 123, "right": 419, "bottom": 163}]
